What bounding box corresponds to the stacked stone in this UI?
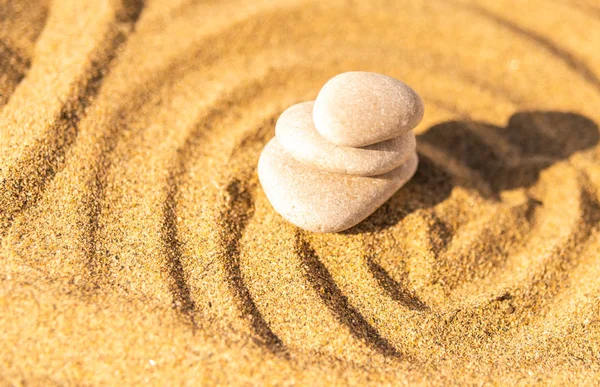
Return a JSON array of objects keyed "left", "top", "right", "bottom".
[{"left": 258, "top": 72, "right": 423, "bottom": 233}]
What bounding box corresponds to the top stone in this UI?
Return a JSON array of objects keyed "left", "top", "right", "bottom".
[{"left": 313, "top": 71, "right": 424, "bottom": 147}]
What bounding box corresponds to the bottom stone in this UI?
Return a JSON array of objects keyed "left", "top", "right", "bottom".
[{"left": 258, "top": 138, "right": 418, "bottom": 233}]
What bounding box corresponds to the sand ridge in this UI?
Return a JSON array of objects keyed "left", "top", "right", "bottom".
[{"left": 1, "top": 0, "right": 600, "bottom": 385}]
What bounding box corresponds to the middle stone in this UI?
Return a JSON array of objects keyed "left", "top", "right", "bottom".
[{"left": 276, "top": 101, "right": 416, "bottom": 177}]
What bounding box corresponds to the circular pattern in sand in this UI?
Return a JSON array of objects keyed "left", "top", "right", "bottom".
[{"left": 1, "top": 0, "right": 600, "bottom": 385}]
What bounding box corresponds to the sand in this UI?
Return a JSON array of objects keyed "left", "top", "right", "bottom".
[{"left": 1, "top": 0, "right": 600, "bottom": 385}]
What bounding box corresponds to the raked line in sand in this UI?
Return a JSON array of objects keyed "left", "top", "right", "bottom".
[{"left": 1, "top": 0, "right": 600, "bottom": 385}]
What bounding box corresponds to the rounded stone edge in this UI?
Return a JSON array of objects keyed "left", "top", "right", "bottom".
[
  {"left": 276, "top": 101, "right": 417, "bottom": 177},
  {"left": 258, "top": 138, "right": 419, "bottom": 233},
  {"left": 313, "top": 71, "right": 425, "bottom": 147}
]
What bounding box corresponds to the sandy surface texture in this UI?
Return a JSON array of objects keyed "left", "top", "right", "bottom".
[{"left": 1, "top": 0, "right": 600, "bottom": 385}]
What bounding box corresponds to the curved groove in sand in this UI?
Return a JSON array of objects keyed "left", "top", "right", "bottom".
[
  {"left": 414, "top": 114, "right": 598, "bottom": 296},
  {"left": 167, "top": 104, "right": 292, "bottom": 351},
  {"left": 81, "top": 10, "right": 307, "bottom": 283},
  {"left": 0, "top": 0, "right": 49, "bottom": 107},
  {"left": 0, "top": 0, "right": 143, "bottom": 234},
  {"left": 516, "top": 176, "right": 600, "bottom": 304},
  {"left": 447, "top": 179, "right": 596, "bottom": 325},
  {"left": 294, "top": 232, "right": 402, "bottom": 358},
  {"left": 364, "top": 255, "right": 430, "bottom": 312},
  {"left": 161, "top": 69, "right": 310, "bottom": 349},
  {"left": 441, "top": 115, "right": 599, "bottom": 302},
  {"left": 0, "top": 40, "right": 32, "bottom": 106},
  {"left": 162, "top": 175, "right": 198, "bottom": 329},
  {"left": 552, "top": 0, "right": 600, "bottom": 22},
  {"left": 217, "top": 176, "right": 287, "bottom": 354},
  {"left": 458, "top": 1, "right": 600, "bottom": 95},
  {"left": 2, "top": 0, "right": 600, "bottom": 384}
]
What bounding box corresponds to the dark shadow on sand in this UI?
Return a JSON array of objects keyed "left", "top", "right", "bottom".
[{"left": 345, "top": 111, "right": 599, "bottom": 234}]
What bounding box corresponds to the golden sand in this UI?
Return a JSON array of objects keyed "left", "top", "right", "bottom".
[{"left": 1, "top": 0, "right": 600, "bottom": 385}]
